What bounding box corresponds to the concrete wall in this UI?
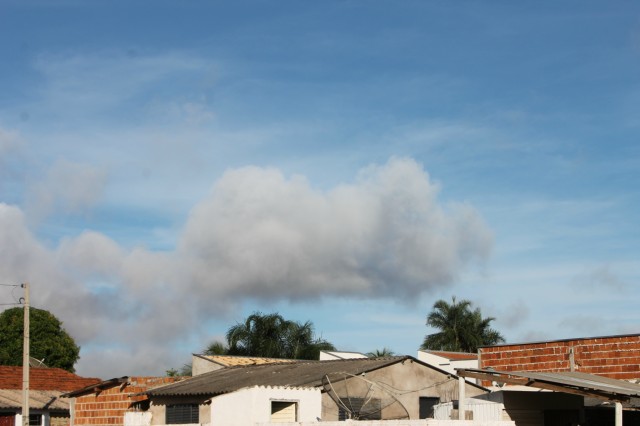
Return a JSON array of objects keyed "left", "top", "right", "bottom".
[
  {"left": 209, "top": 386, "right": 321, "bottom": 426},
  {"left": 191, "top": 356, "right": 225, "bottom": 376},
  {"left": 320, "top": 358, "right": 486, "bottom": 421},
  {"left": 479, "top": 334, "right": 640, "bottom": 381}
]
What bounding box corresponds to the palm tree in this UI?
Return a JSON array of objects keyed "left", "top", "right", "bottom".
[
  {"left": 203, "top": 341, "right": 227, "bottom": 355},
  {"left": 366, "top": 347, "right": 395, "bottom": 357},
  {"left": 420, "top": 296, "right": 504, "bottom": 353},
  {"left": 226, "top": 312, "right": 335, "bottom": 359}
]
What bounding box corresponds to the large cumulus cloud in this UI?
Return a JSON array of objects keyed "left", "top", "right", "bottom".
[
  {"left": 179, "top": 157, "right": 492, "bottom": 304},
  {"left": 0, "top": 157, "right": 492, "bottom": 376}
]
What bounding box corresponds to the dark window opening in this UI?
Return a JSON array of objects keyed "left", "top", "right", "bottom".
[
  {"left": 166, "top": 404, "right": 199, "bottom": 424},
  {"left": 28, "top": 415, "right": 42, "bottom": 426},
  {"left": 419, "top": 397, "right": 440, "bottom": 419},
  {"left": 337, "top": 398, "right": 381, "bottom": 420}
]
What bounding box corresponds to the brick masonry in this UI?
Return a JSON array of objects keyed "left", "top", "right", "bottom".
[
  {"left": 479, "top": 334, "right": 640, "bottom": 382},
  {"left": 0, "top": 366, "right": 100, "bottom": 391},
  {"left": 72, "top": 377, "right": 182, "bottom": 426}
]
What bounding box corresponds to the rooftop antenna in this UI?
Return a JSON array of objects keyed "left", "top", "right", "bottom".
[{"left": 321, "top": 372, "right": 409, "bottom": 420}]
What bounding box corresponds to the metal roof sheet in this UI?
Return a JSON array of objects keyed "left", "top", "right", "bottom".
[
  {"left": 0, "top": 389, "right": 68, "bottom": 410},
  {"left": 146, "top": 356, "right": 416, "bottom": 397},
  {"left": 456, "top": 368, "right": 640, "bottom": 404}
]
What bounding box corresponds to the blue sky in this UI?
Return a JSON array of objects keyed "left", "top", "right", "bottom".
[{"left": 0, "top": 1, "right": 639, "bottom": 377}]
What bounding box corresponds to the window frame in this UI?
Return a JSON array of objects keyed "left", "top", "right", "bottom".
[{"left": 165, "top": 404, "right": 199, "bottom": 424}]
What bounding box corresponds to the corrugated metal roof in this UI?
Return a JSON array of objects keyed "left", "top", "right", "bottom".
[
  {"left": 0, "top": 389, "right": 68, "bottom": 410},
  {"left": 146, "top": 356, "right": 414, "bottom": 397},
  {"left": 456, "top": 368, "right": 640, "bottom": 404}
]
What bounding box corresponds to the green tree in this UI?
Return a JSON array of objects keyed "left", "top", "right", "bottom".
[
  {"left": 367, "top": 347, "right": 395, "bottom": 357},
  {"left": 226, "top": 312, "right": 335, "bottom": 360},
  {"left": 166, "top": 363, "right": 192, "bottom": 377},
  {"left": 203, "top": 340, "right": 227, "bottom": 355},
  {"left": 420, "top": 296, "right": 504, "bottom": 353},
  {"left": 0, "top": 307, "right": 80, "bottom": 372}
]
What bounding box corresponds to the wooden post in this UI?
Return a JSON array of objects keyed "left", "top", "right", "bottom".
[
  {"left": 458, "top": 376, "right": 465, "bottom": 420},
  {"left": 22, "top": 283, "right": 29, "bottom": 426},
  {"left": 615, "top": 402, "right": 623, "bottom": 426}
]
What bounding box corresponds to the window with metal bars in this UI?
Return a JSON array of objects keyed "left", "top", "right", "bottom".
[
  {"left": 166, "top": 404, "right": 199, "bottom": 424},
  {"left": 28, "top": 414, "right": 42, "bottom": 426}
]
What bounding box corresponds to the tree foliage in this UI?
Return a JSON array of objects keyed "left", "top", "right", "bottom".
[
  {"left": 166, "top": 363, "right": 192, "bottom": 377},
  {"left": 0, "top": 307, "right": 80, "bottom": 372},
  {"left": 203, "top": 341, "right": 227, "bottom": 355},
  {"left": 421, "top": 296, "right": 505, "bottom": 353},
  {"left": 225, "top": 312, "right": 335, "bottom": 360},
  {"left": 366, "top": 347, "right": 395, "bottom": 358}
]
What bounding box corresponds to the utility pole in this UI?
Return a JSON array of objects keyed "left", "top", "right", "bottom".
[{"left": 22, "top": 283, "right": 29, "bottom": 426}]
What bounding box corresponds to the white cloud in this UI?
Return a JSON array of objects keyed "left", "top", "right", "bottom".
[
  {"left": 0, "top": 158, "right": 492, "bottom": 376},
  {"left": 178, "top": 157, "right": 492, "bottom": 304}
]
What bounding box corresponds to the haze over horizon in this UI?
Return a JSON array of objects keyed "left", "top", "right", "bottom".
[{"left": 0, "top": 1, "right": 638, "bottom": 378}]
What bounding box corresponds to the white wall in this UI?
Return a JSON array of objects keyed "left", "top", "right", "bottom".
[
  {"left": 15, "top": 412, "right": 49, "bottom": 426},
  {"left": 209, "top": 386, "right": 321, "bottom": 426},
  {"left": 124, "top": 412, "right": 152, "bottom": 426},
  {"left": 319, "top": 351, "right": 368, "bottom": 361},
  {"left": 417, "top": 351, "right": 478, "bottom": 383},
  {"left": 259, "top": 420, "right": 515, "bottom": 426}
]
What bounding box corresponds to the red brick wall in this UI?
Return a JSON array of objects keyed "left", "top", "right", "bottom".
[
  {"left": 72, "top": 377, "right": 182, "bottom": 426},
  {"left": 479, "top": 334, "right": 640, "bottom": 381},
  {"left": 0, "top": 366, "right": 100, "bottom": 391}
]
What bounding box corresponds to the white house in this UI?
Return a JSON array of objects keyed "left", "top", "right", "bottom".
[{"left": 417, "top": 350, "right": 478, "bottom": 383}]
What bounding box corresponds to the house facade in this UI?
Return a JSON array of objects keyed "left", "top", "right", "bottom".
[
  {"left": 141, "top": 356, "right": 487, "bottom": 424},
  {"left": 63, "top": 376, "right": 183, "bottom": 426}
]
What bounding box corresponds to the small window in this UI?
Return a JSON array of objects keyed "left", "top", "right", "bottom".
[
  {"left": 337, "top": 398, "right": 381, "bottom": 420},
  {"left": 166, "top": 404, "right": 199, "bottom": 424},
  {"left": 271, "top": 401, "right": 297, "bottom": 422},
  {"left": 28, "top": 415, "right": 42, "bottom": 426},
  {"left": 419, "top": 397, "right": 440, "bottom": 419}
]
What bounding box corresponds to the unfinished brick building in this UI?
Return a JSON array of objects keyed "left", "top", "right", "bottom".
[
  {"left": 479, "top": 333, "right": 640, "bottom": 380},
  {"left": 62, "top": 376, "right": 183, "bottom": 426}
]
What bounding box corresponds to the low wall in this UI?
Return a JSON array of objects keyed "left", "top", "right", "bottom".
[{"left": 261, "top": 420, "right": 516, "bottom": 426}]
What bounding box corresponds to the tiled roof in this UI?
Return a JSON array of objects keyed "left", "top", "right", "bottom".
[
  {"left": 0, "top": 366, "right": 101, "bottom": 392},
  {"left": 426, "top": 350, "right": 478, "bottom": 361},
  {"left": 198, "top": 355, "right": 299, "bottom": 367},
  {"left": 0, "top": 389, "right": 68, "bottom": 410}
]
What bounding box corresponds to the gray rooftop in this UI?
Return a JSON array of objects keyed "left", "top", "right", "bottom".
[
  {"left": 457, "top": 368, "right": 640, "bottom": 404},
  {"left": 146, "top": 356, "right": 421, "bottom": 397},
  {"left": 0, "top": 389, "right": 68, "bottom": 411}
]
